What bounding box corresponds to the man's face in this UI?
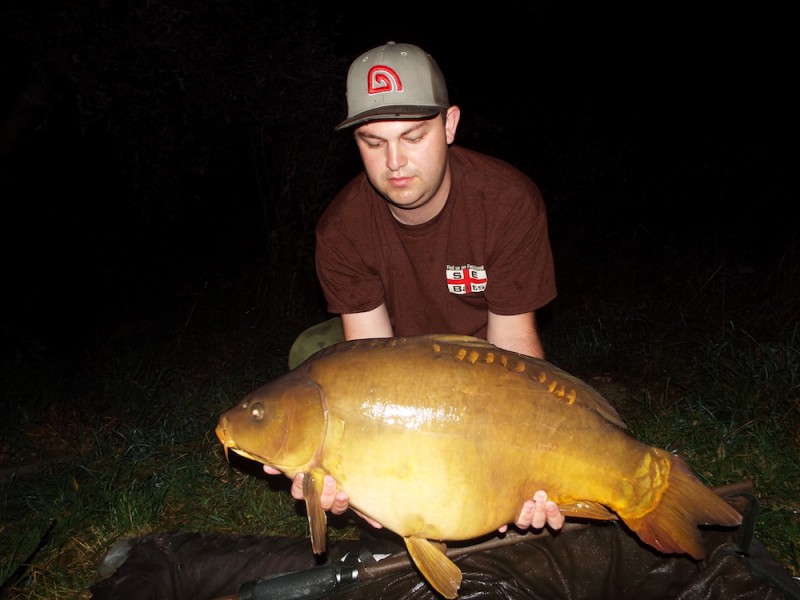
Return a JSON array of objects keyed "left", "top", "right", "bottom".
[{"left": 353, "top": 108, "right": 459, "bottom": 224}]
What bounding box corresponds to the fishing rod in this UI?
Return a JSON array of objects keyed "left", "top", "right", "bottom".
[{"left": 211, "top": 480, "right": 754, "bottom": 600}]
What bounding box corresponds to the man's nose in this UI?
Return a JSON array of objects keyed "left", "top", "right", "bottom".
[{"left": 385, "top": 143, "right": 407, "bottom": 171}]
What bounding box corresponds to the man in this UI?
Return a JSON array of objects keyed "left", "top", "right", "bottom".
[{"left": 270, "top": 41, "right": 563, "bottom": 533}]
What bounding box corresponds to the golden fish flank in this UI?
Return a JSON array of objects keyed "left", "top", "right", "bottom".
[{"left": 216, "top": 334, "right": 742, "bottom": 599}]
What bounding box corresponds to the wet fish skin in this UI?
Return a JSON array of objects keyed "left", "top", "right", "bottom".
[{"left": 216, "top": 335, "right": 742, "bottom": 599}]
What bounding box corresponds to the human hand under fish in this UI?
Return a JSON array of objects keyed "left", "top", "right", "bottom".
[
  {"left": 264, "top": 469, "right": 383, "bottom": 528},
  {"left": 263, "top": 467, "right": 565, "bottom": 532},
  {"left": 504, "top": 490, "right": 565, "bottom": 532}
]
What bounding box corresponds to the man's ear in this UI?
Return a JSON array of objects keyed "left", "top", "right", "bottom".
[{"left": 444, "top": 105, "right": 461, "bottom": 144}]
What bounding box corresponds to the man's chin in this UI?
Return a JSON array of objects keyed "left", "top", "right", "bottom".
[{"left": 384, "top": 194, "right": 421, "bottom": 209}]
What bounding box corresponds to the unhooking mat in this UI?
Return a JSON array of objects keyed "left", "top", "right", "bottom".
[{"left": 90, "top": 492, "right": 800, "bottom": 600}]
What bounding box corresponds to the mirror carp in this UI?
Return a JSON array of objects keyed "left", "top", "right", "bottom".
[{"left": 216, "top": 334, "right": 743, "bottom": 599}]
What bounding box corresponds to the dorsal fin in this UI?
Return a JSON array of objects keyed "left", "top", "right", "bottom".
[
  {"left": 527, "top": 360, "right": 628, "bottom": 429},
  {"left": 426, "top": 334, "right": 628, "bottom": 430}
]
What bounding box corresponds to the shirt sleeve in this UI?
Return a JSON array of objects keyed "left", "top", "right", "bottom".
[
  {"left": 483, "top": 186, "right": 557, "bottom": 315},
  {"left": 315, "top": 206, "right": 387, "bottom": 315}
]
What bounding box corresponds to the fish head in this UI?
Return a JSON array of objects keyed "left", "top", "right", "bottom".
[{"left": 216, "top": 374, "right": 327, "bottom": 475}]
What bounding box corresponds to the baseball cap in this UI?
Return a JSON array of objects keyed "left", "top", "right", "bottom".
[{"left": 335, "top": 41, "right": 450, "bottom": 131}]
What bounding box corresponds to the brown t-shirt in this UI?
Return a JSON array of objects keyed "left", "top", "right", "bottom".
[{"left": 315, "top": 145, "right": 556, "bottom": 339}]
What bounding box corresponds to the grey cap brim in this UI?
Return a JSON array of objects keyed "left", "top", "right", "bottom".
[{"left": 335, "top": 105, "right": 442, "bottom": 131}]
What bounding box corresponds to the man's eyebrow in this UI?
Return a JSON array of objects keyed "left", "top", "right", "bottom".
[{"left": 356, "top": 121, "right": 428, "bottom": 141}]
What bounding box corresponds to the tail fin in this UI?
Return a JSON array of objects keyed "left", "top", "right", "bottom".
[{"left": 623, "top": 455, "right": 743, "bottom": 559}]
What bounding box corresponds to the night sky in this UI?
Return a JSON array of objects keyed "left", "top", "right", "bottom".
[{"left": 1, "top": 1, "right": 797, "bottom": 356}]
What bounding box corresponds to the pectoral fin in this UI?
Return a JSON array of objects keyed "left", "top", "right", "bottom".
[
  {"left": 302, "top": 471, "right": 328, "bottom": 554},
  {"left": 559, "top": 500, "right": 619, "bottom": 521},
  {"left": 404, "top": 536, "right": 462, "bottom": 600}
]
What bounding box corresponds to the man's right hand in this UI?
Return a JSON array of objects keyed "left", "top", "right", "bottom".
[{"left": 263, "top": 467, "right": 382, "bottom": 528}]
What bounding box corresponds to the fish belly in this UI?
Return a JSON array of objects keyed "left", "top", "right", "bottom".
[{"left": 320, "top": 407, "right": 646, "bottom": 540}]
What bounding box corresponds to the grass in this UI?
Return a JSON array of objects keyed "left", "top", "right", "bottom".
[{"left": 1, "top": 238, "right": 798, "bottom": 599}]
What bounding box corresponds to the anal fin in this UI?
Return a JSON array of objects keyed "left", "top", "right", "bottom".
[
  {"left": 558, "top": 500, "right": 619, "bottom": 521},
  {"left": 404, "top": 536, "right": 462, "bottom": 599}
]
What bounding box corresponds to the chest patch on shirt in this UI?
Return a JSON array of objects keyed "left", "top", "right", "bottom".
[{"left": 446, "top": 264, "right": 488, "bottom": 294}]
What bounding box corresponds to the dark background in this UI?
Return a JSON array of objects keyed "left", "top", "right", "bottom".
[{"left": 1, "top": 0, "right": 797, "bottom": 359}]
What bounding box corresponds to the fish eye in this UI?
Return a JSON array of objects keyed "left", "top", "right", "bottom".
[{"left": 249, "top": 402, "right": 264, "bottom": 420}]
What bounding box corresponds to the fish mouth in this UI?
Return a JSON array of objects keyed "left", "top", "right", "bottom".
[{"left": 215, "top": 421, "right": 267, "bottom": 465}]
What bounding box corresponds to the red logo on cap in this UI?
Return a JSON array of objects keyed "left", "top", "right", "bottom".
[{"left": 367, "top": 65, "right": 402, "bottom": 95}]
